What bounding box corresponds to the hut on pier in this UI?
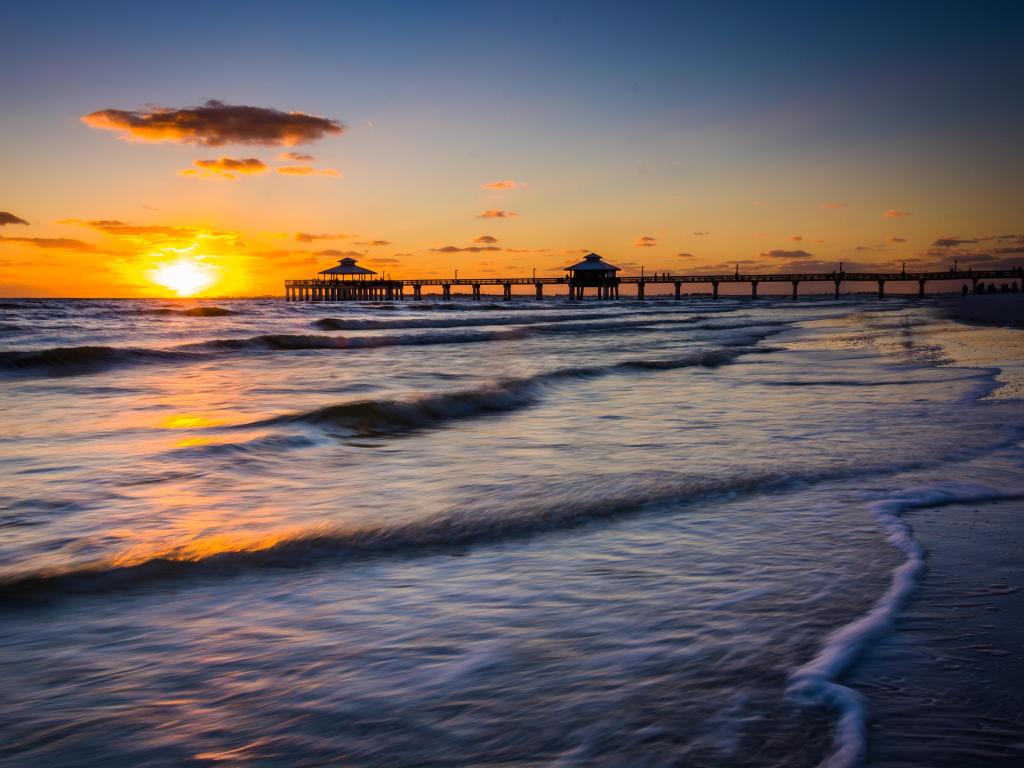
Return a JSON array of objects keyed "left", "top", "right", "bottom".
[
  {"left": 564, "top": 252, "right": 621, "bottom": 299},
  {"left": 318, "top": 256, "right": 377, "bottom": 282}
]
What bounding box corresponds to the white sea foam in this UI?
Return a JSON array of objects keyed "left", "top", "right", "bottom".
[{"left": 789, "top": 483, "right": 1023, "bottom": 768}]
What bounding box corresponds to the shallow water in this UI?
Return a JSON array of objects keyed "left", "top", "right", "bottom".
[{"left": 1, "top": 295, "right": 1022, "bottom": 767}]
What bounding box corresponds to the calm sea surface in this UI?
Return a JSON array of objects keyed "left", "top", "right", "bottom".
[{"left": 1, "top": 295, "right": 1022, "bottom": 767}]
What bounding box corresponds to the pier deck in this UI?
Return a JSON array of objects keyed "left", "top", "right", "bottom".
[{"left": 285, "top": 269, "right": 1023, "bottom": 301}]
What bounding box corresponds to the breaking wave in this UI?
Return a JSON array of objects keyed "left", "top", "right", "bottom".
[
  {"left": 250, "top": 345, "right": 763, "bottom": 437},
  {"left": 0, "top": 345, "right": 196, "bottom": 375}
]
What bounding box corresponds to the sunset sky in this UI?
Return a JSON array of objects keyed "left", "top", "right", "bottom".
[{"left": 2, "top": 0, "right": 1022, "bottom": 297}]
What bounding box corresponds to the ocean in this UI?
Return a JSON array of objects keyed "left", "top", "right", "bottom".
[{"left": 1, "top": 294, "right": 1022, "bottom": 767}]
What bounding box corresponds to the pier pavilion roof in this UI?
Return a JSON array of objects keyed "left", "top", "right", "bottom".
[
  {"left": 318, "top": 257, "right": 377, "bottom": 276},
  {"left": 564, "top": 253, "right": 621, "bottom": 272}
]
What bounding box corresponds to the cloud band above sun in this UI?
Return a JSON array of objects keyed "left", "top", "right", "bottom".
[{"left": 81, "top": 100, "right": 344, "bottom": 146}]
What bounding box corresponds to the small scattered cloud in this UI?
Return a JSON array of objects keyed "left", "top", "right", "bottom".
[
  {"left": 365, "top": 256, "right": 402, "bottom": 265},
  {"left": 276, "top": 165, "right": 340, "bottom": 177},
  {"left": 761, "top": 248, "right": 815, "bottom": 259},
  {"left": 277, "top": 151, "right": 315, "bottom": 162},
  {"left": 677, "top": 252, "right": 695, "bottom": 259},
  {"left": 474, "top": 235, "right": 498, "bottom": 244},
  {"left": 855, "top": 244, "right": 891, "bottom": 252},
  {"left": 693, "top": 231, "right": 708, "bottom": 236},
  {"left": 820, "top": 202, "right": 847, "bottom": 209},
  {"left": 295, "top": 232, "right": 352, "bottom": 242},
  {"left": 0, "top": 212, "right": 29, "bottom": 226},
  {"left": 81, "top": 100, "right": 344, "bottom": 146},
  {"left": 432, "top": 245, "right": 503, "bottom": 253},
  {"left": 314, "top": 249, "right": 364, "bottom": 258},
  {"left": 883, "top": 209, "right": 912, "bottom": 218},
  {"left": 933, "top": 237, "right": 978, "bottom": 247},
  {"left": 354, "top": 240, "right": 391, "bottom": 246},
  {"left": 0, "top": 236, "right": 94, "bottom": 250},
  {"left": 886, "top": 236, "right": 908, "bottom": 243},
  {"left": 477, "top": 210, "right": 517, "bottom": 219},
  {"left": 788, "top": 235, "right": 803, "bottom": 242},
  {"left": 634, "top": 235, "right": 657, "bottom": 247},
  {"left": 179, "top": 156, "right": 268, "bottom": 179},
  {"left": 481, "top": 180, "right": 523, "bottom": 190}
]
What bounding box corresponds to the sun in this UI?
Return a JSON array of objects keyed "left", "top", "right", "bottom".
[{"left": 149, "top": 258, "right": 217, "bottom": 297}]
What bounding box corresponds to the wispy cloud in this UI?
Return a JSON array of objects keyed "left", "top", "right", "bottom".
[
  {"left": 761, "top": 248, "right": 815, "bottom": 259},
  {"left": 353, "top": 240, "right": 391, "bottom": 246},
  {"left": 277, "top": 151, "right": 315, "bottom": 162},
  {"left": 677, "top": 252, "right": 695, "bottom": 258},
  {"left": 883, "top": 209, "right": 912, "bottom": 218},
  {"left": 0, "top": 212, "right": 29, "bottom": 226},
  {"left": 474, "top": 235, "right": 498, "bottom": 244},
  {"left": 886, "top": 236, "right": 908, "bottom": 243},
  {"left": 81, "top": 100, "right": 344, "bottom": 146},
  {"left": 933, "top": 237, "right": 978, "bottom": 247},
  {"left": 693, "top": 231, "right": 709, "bottom": 236},
  {"left": 634, "top": 235, "right": 657, "bottom": 247},
  {"left": 431, "top": 245, "right": 503, "bottom": 253},
  {"left": 820, "top": 202, "right": 847, "bottom": 209},
  {"left": 477, "top": 210, "right": 517, "bottom": 219},
  {"left": 481, "top": 180, "right": 523, "bottom": 190},
  {"left": 788, "top": 235, "right": 803, "bottom": 242},
  {"left": 295, "top": 232, "right": 352, "bottom": 242},
  {"left": 314, "top": 249, "right": 364, "bottom": 258},
  {"left": 0, "top": 236, "right": 93, "bottom": 250},
  {"left": 179, "top": 156, "right": 268, "bottom": 179},
  {"left": 276, "top": 165, "right": 340, "bottom": 177}
]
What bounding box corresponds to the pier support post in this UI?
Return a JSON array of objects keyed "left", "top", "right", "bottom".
[
  {"left": 567, "top": 283, "right": 575, "bottom": 300},
  {"left": 503, "top": 283, "right": 512, "bottom": 301},
  {"left": 442, "top": 284, "right": 451, "bottom": 301},
  {"left": 413, "top": 285, "right": 422, "bottom": 301},
  {"left": 712, "top": 281, "right": 719, "bottom": 300},
  {"left": 674, "top": 281, "right": 682, "bottom": 300},
  {"left": 751, "top": 281, "right": 758, "bottom": 299},
  {"left": 535, "top": 282, "right": 543, "bottom": 300},
  {"left": 791, "top": 280, "right": 799, "bottom": 299},
  {"left": 472, "top": 283, "right": 481, "bottom": 301},
  {"left": 637, "top": 282, "right": 645, "bottom": 300},
  {"left": 918, "top": 279, "right": 926, "bottom": 297},
  {"left": 834, "top": 280, "right": 841, "bottom": 299},
  {"left": 614, "top": 284, "right": 619, "bottom": 299},
  {"left": 972, "top": 277, "right": 979, "bottom": 294},
  {"left": 877, "top": 279, "right": 885, "bottom": 299}
]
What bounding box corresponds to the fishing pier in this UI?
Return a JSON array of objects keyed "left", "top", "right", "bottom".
[{"left": 285, "top": 253, "right": 1023, "bottom": 302}]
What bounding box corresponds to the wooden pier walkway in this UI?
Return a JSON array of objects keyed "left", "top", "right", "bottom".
[{"left": 285, "top": 268, "right": 1023, "bottom": 301}]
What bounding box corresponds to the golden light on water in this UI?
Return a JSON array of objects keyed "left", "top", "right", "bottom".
[{"left": 149, "top": 257, "right": 217, "bottom": 296}]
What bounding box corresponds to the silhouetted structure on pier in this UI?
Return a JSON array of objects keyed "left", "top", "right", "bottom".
[{"left": 284, "top": 254, "right": 1023, "bottom": 302}]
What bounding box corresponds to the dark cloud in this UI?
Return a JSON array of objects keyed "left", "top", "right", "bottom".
[
  {"left": 677, "top": 252, "right": 695, "bottom": 258},
  {"left": 993, "top": 246, "right": 1024, "bottom": 255},
  {"left": 365, "top": 257, "right": 403, "bottom": 265},
  {"left": 933, "top": 237, "right": 978, "bottom": 247},
  {"left": 354, "top": 240, "right": 391, "bottom": 246},
  {"left": 887, "top": 237, "right": 908, "bottom": 243},
  {"left": 0, "top": 212, "right": 29, "bottom": 226},
  {"left": 81, "top": 100, "right": 344, "bottom": 146},
  {"left": 855, "top": 244, "right": 891, "bottom": 252},
  {"left": 761, "top": 249, "right": 815, "bottom": 259},
  {"left": 278, "top": 151, "right": 315, "bottom": 162},
  {"left": 477, "top": 210, "right": 517, "bottom": 219},
  {"left": 474, "top": 235, "right": 498, "bottom": 244},
  {"left": 180, "top": 156, "right": 268, "bottom": 179},
  {"left": 788, "top": 235, "right": 803, "bottom": 242},
  {"left": 634, "top": 236, "right": 657, "bottom": 247}
]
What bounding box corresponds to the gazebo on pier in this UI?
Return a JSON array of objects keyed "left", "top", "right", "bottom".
[
  {"left": 284, "top": 256, "right": 404, "bottom": 301},
  {"left": 565, "top": 252, "right": 621, "bottom": 299}
]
